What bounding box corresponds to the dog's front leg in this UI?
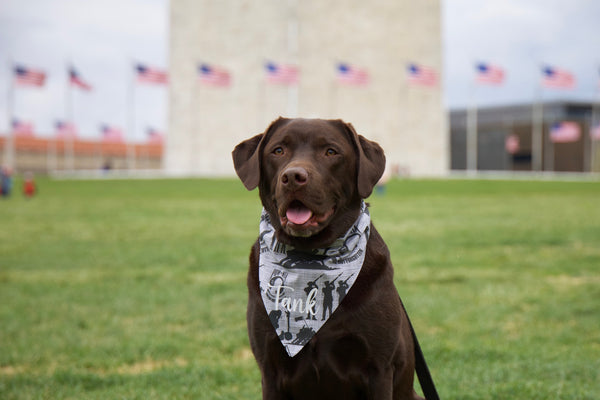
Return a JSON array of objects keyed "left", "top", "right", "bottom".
[
  {"left": 367, "top": 368, "right": 394, "bottom": 400},
  {"left": 260, "top": 364, "right": 287, "bottom": 400}
]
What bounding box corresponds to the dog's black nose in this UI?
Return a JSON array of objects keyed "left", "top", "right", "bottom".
[{"left": 281, "top": 166, "right": 308, "bottom": 187}]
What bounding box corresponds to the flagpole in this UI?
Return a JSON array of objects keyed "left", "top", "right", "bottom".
[
  {"left": 329, "top": 78, "right": 337, "bottom": 117},
  {"left": 287, "top": 0, "right": 298, "bottom": 117},
  {"left": 47, "top": 63, "right": 63, "bottom": 173},
  {"left": 258, "top": 76, "right": 265, "bottom": 129},
  {"left": 127, "top": 61, "right": 136, "bottom": 170},
  {"left": 192, "top": 71, "right": 199, "bottom": 174},
  {"left": 47, "top": 124, "right": 57, "bottom": 173},
  {"left": 287, "top": 86, "right": 298, "bottom": 117},
  {"left": 545, "top": 118, "right": 554, "bottom": 172},
  {"left": 582, "top": 66, "right": 598, "bottom": 173},
  {"left": 330, "top": 61, "right": 341, "bottom": 117},
  {"left": 65, "top": 61, "right": 75, "bottom": 171},
  {"left": 466, "top": 79, "right": 477, "bottom": 172},
  {"left": 4, "top": 61, "right": 15, "bottom": 170},
  {"left": 259, "top": 58, "right": 267, "bottom": 129},
  {"left": 583, "top": 111, "right": 590, "bottom": 173},
  {"left": 531, "top": 76, "right": 544, "bottom": 172},
  {"left": 592, "top": 84, "right": 600, "bottom": 172}
]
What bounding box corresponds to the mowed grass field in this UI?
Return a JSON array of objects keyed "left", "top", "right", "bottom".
[{"left": 0, "top": 177, "right": 599, "bottom": 399}]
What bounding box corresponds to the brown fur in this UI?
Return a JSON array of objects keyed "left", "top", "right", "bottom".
[{"left": 232, "top": 117, "right": 423, "bottom": 400}]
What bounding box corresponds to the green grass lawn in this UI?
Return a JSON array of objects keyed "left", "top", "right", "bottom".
[{"left": 0, "top": 177, "right": 599, "bottom": 399}]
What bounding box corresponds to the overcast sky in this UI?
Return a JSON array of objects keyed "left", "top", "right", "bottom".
[
  {"left": 1, "top": 0, "right": 599, "bottom": 141},
  {"left": 444, "top": 0, "right": 600, "bottom": 109},
  {"left": 0, "top": 0, "right": 168, "bottom": 142}
]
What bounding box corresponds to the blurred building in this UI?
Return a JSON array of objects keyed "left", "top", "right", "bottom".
[
  {"left": 450, "top": 101, "right": 600, "bottom": 173},
  {"left": 167, "top": 0, "right": 447, "bottom": 177},
  {"left": 0, "top": 136, "right": 162, "bottom": 173}
]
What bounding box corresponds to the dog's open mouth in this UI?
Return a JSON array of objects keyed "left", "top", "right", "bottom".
[
  {"left": 279, "top": 200, "right": 335, "bottom": 237},
  {"left": 286, "top": 201, "right": 313, "bottom": 225}
]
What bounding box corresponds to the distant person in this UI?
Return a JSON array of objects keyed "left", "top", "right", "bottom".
[
  {"left": 375, "top": 163, "right": 392, "bottom": 196},
  {"left": 1, "top": 167, "right": 13, "bottom": 198},
  {"left": 102, "top": 159, "right": 112, "bottom": 172},
  {"left": 23, "top": 172, "right": 36, "bottom": 198}
]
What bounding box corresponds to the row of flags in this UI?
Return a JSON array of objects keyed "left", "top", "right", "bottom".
[
  {"left": 100, "top": 125, "right": 163, "bottom": 144},
  {"left": 13, "top": 63, "right": 168, "bottom": 90},
  {"left": 11, "top": 119, "right": 163, "bottom": 144},
  {"left": 13, "top": 61, "right": 441, "bottom": 89},
  {"left": 9, "top": 60, "right": 600, "bottom": 147},
  {"left": 475, "top": 62, "right": 583, "bottom": 89},
  {"left": 11, "top": 63, "right": 165, "bottom": 144},
  {"left": 16, "top": 61, "right": 597, "bottom": 91}
]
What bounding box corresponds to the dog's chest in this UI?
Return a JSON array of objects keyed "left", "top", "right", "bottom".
[{"left": 272, "top": 322, "right": 372, "bottom": 397}]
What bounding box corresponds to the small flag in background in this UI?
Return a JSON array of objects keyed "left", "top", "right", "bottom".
[
  {"left": 336, "top": 63, "right": 369, "bottom": 86},
  {"left": 475, "top": 62, "right": 505, "bottom": 85},
  {"left": 505, "top": 134, "right": 520, "bottom": 154},
  {"left": 264, "top": 61, "right": 299, "bottom": 85},
  {"left": 14, "top": 65, "right": 46, "bottom": 87},
  {"left": 55, "top": 121, "right": 77, "bottom": 138},
  {"left": 550, "top": 121, "right": 580, "bottom": 143},
  {"left": 12, "top": 119, "right": 35, "bottom": 137},
  {"left": 100, "top": 124, "right": 124, "bottom": 142},
  {"left": 198, "top": 63, "right": 231, "bottom": 87},
  {"left": 407, "top": 63, "right": 438, "bottom": 87},
  {"left": 69, "top": 68, "right": 92, "bottom": 90},
  {"left": 136, "top": 63, "right": 168, "bottom": 84},
  {"left": 542, "top": 66, "right": 575, "bottom": 89},
  {"left": 146, "top": 128, "right": 164, "bottom": 144},
  {"left": 591, "top": 123, "right": 600, "bottom": 141}
]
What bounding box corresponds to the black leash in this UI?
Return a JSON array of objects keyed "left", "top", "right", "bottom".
[{"left": 400, "top": 298, "right": 440, "bottom": 400}]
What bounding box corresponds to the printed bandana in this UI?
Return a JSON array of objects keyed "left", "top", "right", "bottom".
[{"left": 258, "top": 201, "right": 370, "bottom": 357}]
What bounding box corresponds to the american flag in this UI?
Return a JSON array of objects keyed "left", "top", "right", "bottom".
[
  {"left": 264, "top": 61, "right": 299, "bottom": 85},
  {"left": 69, "top": 68, "right": 92, "bottom": 90},
  {"left": 505, "top": 134, "right": 520, "bottom": 154},
  {"left": 475, "top": 63, "right": 505, "bottom": 85},
  {"left": 407, "top": 63, "right": 438, "bottom": 87},
  {"left": 542, "top": 66, "right": 575, "bottom": 89},
  {"left": 136, "top": 63, "right": 168, "bottom": 84},
  {"left": 550, "top": 122, "right": 580, "bottom": 143},
  {"left": 198, "top": 63, "right": 231, "bottom": 87},
  {"left": 336, "top": 63, "right": 369, "bottom": 86},
  {"left": 100, "top": 124, "right": 124, "bottom": 142},
  {"left": 14, "top": 65, "right": 46, "bottom": 87},
  {"left": 146, "top": 128, "right": 164, "bottom": 144},
  {"left": 12, "top": 119, "right": 35, "bottom": 136},
  {"left": 55, "top": 121, "right": 78, "bottom": 138},
  {"left": 591, "top": 123, "right": 600, "bottom": 141}
]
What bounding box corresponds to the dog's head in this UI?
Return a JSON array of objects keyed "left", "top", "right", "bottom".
[{"left": 232, "top": 117, "right": 385, "bottom": 249}]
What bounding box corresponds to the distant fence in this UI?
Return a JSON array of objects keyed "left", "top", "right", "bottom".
[{"left": 0, "top": 136, "right": 163, "bottom": 174}]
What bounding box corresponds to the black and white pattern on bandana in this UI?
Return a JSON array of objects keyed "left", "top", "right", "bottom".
[{"left": 258, "top": 201, "right": 370, "bottom": 357}]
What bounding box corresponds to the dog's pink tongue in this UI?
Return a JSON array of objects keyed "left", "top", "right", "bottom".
[{"left": 286, "top": 204, "right": 313, "bottom": 225}]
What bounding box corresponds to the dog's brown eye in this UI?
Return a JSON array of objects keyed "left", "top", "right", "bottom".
[
  {"left": 273, "top": 147, "right": 284, "bottom": 155},
  {"left": 326, "top": 148, "right": 337, "bottom": 156}
]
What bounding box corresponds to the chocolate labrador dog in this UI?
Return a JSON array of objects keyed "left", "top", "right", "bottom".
[{"left": 232, "top": 117, "right": 422, "bottom": 400}]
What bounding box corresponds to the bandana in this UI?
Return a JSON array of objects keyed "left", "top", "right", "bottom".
[{"left": 258, "top": 201, "right": 370, "bottom": 357}]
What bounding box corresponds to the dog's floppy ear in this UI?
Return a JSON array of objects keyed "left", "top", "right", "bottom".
[
  {"left": 343, "top": 122, "right": 386, "bottom": 198},
  {"left": 232, "top": 133, "right": 263, "bottom": 190},
  {"left": 232, "top": 117, "right": 290, "bottom": 190}
]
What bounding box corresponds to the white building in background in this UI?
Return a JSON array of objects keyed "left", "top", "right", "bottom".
[{"left": 167, "top": 0, "right": 447, "bottom": 177}]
